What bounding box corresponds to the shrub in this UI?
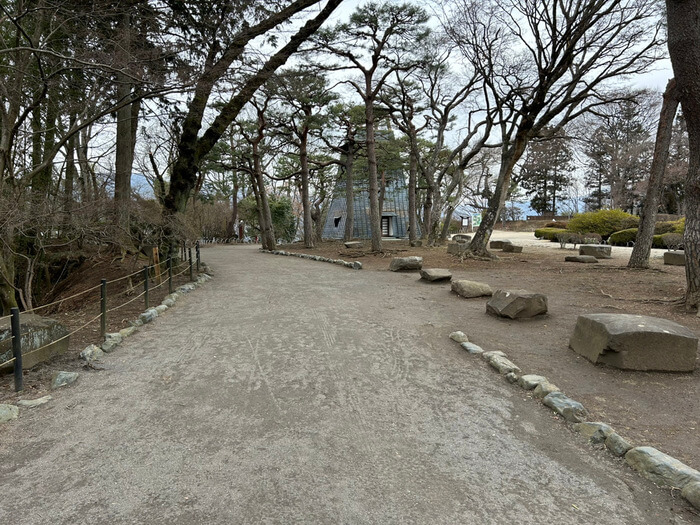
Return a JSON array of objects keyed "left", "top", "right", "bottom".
[
  {"left": 609, "top": 228, "right": 638, "bottom": 246},
  {"left": 567, "top": 209, "right": 639, "bottom": 239},
  {"left": 544, "top": 221, "right": 568, "bottom": 229},
  {"left": 661, "top": 233, "right": 684, "bottom": 250},
  {"left": 580, "top": 232, "right": 603, "bottom": 244},
  {"left": 534, "top": 228, "right": 567, "bottom": 241},
  {"left": 556, "top": 232, "right": 580, "bottom": 248},
  {"left": 672, "top": 217, "right": 685, "bottom": 233},
  {"left": 654, "top": 221, "right": 676, "bottom": 235},
  {"left": 652, "top": 235, "right": 665, "bottom": 249}
]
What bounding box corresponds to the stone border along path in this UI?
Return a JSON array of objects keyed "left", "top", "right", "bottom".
[
  {"left": 261, "top": 248, "right": 700, "bottom": 513},
  {"left": 261, "top": 248, "right": 363, "bottom": 270},
  {"left": 447, "top": 329, "right": 700, "bottom": 511},
  {"left": 0, "top": 270, "right": 213, "bottom": 424}
]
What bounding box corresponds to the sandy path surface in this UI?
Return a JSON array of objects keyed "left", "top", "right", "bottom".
[{"left": 0, "top": 245, "right": 695, "bottom": 524}]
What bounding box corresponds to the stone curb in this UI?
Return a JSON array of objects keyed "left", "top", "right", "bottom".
[
  {"left": 260, "top": 249, "right": 362, "bottom": 270},
  {"left": 447, "top": 331, "right": 700, "bottom": 512},
  {"left": 2, "top": 271, "right": 213, "bottom": 425}
]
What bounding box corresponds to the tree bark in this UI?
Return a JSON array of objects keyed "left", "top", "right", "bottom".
[
  {"left": 300, "top": 121, "right": 313, "bottom": 248},
  {"left": 628, "top": 79, "right": 679, "bottom": 268},
  {"left": 365, "top": 95, "right": 382, "bottom": 252},
  {"left": 408, "top": 148, "right": 417, "bottom": 242},
  {"left": 666, "top": 0, "right": 700, "bottom": 308},
  {"left": 343, "top": 135, "right": 356, "bottom": 241}
]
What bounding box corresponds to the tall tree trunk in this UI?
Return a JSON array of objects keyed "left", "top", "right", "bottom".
[
  {"left": 253, "top": 148, "right": 275, "bottom": 251},
  {"left": 343, "top": 137, "right": 355, "bottom": 241},
  {"left": 667, "top": 0, "right": 700, "bottom": 309},
  {"left": 365, "top": 94, "right": 382, "bottom": 252},
  {"left": 64, "top": 114, "right": 77, "bottom": 227},
  {"left": 408, "top": 148, "right": 417, "bottom": 242},
  {"left": 628, "top": 79, "right": 679, "bottom": 268},
  {"left": 300, "top": 124, "right": 313, "bottom": 248}
]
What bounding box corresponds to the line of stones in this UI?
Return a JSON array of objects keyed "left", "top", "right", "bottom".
[
  {"left": 0, "top": 272, "right": 213, "bottom": 424},
  {"left": 261, "top": 249, "right": 362, "bottom": 270},
  {"left": 448, "top": 330, "right": 700, "bottom": 511}
]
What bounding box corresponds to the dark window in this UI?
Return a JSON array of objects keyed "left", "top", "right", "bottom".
[{"left": 334, "top": 216, "right": 342, "bottom": 227}]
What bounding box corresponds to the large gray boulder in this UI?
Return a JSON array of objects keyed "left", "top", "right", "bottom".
[
  {"left": 569, "top": 313, "right": 698, "bottom": 372},
  {"left": 420, "top": 268, "right": 452, "bottom": 282},
  {"left": 489, "top": 240, "right": 511, "bottom": 249},
  {"left": 389, "top": 256, "right": 423, "bottom": 272},
  {"left": 451, "top": 280, "right": 493, "bottom": 298},
  {"left": 579, "top": 244, "right": 612, "bottom": 259},
  {"left": 486, "top": 289, "right": 548, "bottom": 319},
  {"left": 664, "top": 251, "right": 685, "bottom": 266},
  {"left": 625, "top": 446, "right": 700, "bottom": 489}
]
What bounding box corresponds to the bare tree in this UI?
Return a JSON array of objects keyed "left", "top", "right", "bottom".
[{"left": 444, "top": 0, "right": 664, "bottom": 256}]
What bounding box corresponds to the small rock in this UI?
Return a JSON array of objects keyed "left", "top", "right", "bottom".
[
  {"left": 17, "top": 395, "right": 52, "bottom": 408},
  {"left": 420, "top": 268, "right": 452, "bottom": 282},
  {"left": 353, "top": 261, "right": 362, "bottom": 270},
  {"left": 165, "top": 293, "right": 179, "bottom": 303},
  {"left": 139, "top": 308, "right": 159, "bottom": 324},
  {"left": 119, "top": 326, "right": 137, "bottom": 338},
  {"left": 344, "top": 241, "right": 363, "bottom": 249},
  {"left": 488, "top": 355, "right": 521, "bottom": 375},
  {"left": 451, "top": 280, "right": 493, "bottom": 298},
  {"left": 565, "top": 255, "right": 598, "bottom": 263},
  {"left": 449, "top": 331, "right": 469, "bottom": 343},
  {"left": 155, "top": 304, "right": 168, "bottom": 314},
  {"left": 542, "top": 391, "right": 588, "bottom": 422},
  {"left": 51, "top": 371, "right": 79, "bottom": 389},
  {"left": 460, "top": 342, "right": 484, "bottom": 354},
  {"left": 505, "top": 372, "right": 519, "bottom": 383},
  {"left": 518, "top": 374, "right": 548, "bottom": 390},
  {"left": 178, "top": 283, "right": 196, "bottom": 293},
  {"left": 130, "top": 318, "right": 144, "bottom": 328},
  {"left": 0, "top": 404, "right": 19, "bottom": 423},
  {"left": 574, "top": 422, "right": 614, "bottom": 444},
  {"left": 162, "top": 298, "right": 175, "bottom": 308},
  {"left": 389, "top": 256, "right": 423, "bottom": 272},
  {"left": 101, "top": 333, "right": 123, "bottom": 353},
  {"left": 626, "top": 447, "right": 700, "bottom": 489},
  {"left": 482, "top": 350, "right": 507, "bottom": 360},
  {"left": 533, "top": 381, "right": 560, "bottom": 399},
  {"left": 80, "top": 344, "right": 103, "bottom": 361},
  {"left": 682, "top": 481, "right": 700, "bottom": 511},
  {"left": 502, "top": 244, "right": 523, "bottom": 253},
  {"left": 410, "top": 240, "right": 423, "bottom": 247},
  {"left": 605, "top": 433, "right": 634, "bottom": 457}
]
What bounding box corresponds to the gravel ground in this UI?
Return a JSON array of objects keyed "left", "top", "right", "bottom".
[{"left": 0, "top": 244, "right": 697, "bottom": 524}]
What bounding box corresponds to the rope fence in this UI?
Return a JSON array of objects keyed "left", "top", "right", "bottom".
[{"left": 3, "top": 244, "right": 203, "bottom": 392}]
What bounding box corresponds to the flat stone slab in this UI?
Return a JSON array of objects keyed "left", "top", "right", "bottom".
[
  {"left": 344, "top": 241, "right": 363, "bottom": 249},
  {"left": 489, "top": 240, "right": 511, "bottom": 249},
  {"left": 17, "top": 395, "right": 52, "bottom": 408},
  {"left": 664, "top": 251, "right": 685, "bottom": 266},
  {"left": 420, "top": 268, "right": 452, "bottom": 282},
  {"left": 565, "top": 255, "right": 598, "bottom": 263},
  {"left": 579, "top": 244, "right": 612, "bottom": 259},
  {"left": 518, "top": 374, "right": 547, "bottom": 390},
  {"left": 451, "top": 280, "right": 493, "bottom": 298},
  {"left": 486, "top": 289, "right": 548, "bottom": 319},
  {"left": 452, "top": 234, "right": 471, "bottom": 242},
  {"left": 625, "top": 446, "right": 700, "bottom": 489},
  {"left": 569, "top": 313, "right": 698, "bottom": 372},
  {"left": 502, "top": 244, "right": 523, "bottom": 253},
  {"left": 0, "top": 404, "right": 19, "bottom": 423},
  {"left": 389, "top": 256, "right": 423, "bottom": 272}
]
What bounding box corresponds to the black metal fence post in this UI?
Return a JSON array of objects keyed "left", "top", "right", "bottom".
[
  {"left": 188, "top": 248, "right": 194, "bottom": 281},
  {"left": 101, "top": 279, "right": 107, "bottom": 340},
  {"left": 143, "top": 266, "right": 150, "bottom": 309},
  {"left": 168, "top": 257, "right": 173, "bottom": 294},
  {"left": 196, "top": 241, "right": 200, "bottom": 272},
  {"left": 11, "top": 307, "right": 22, "bottom": 392}
]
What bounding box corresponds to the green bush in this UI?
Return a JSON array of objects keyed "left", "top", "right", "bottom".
[
  {"left": 609, "top": 228, "right": 638, "bottom": 246},
  {"left": 672, "top": 217, "right": 685, "bottom": 233},
  {"left": 544, "top": 221, "right": 568, "bottom": 229},
  {"left": 654, "top": 221, "right": 676, "bottom": 235},
  {"left": 567, "top": 210, "right": 639, "bottom": 239},
  {"left": 534, "top": 228, "right": 567, "bottom": 241},
  {"left": 652, "top": 235, "right": 665, "bottom": 249},
  {"left": 661, "top": 233, "right": 684, "bottom": 249}
]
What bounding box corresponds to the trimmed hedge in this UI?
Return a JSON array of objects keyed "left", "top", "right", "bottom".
[
  {"left": 567, "top": 210, "right": 639, "bottom": 239},
  {"left": 608, "top": 228, "right": 638, "bottom": 246},
  {"left": 534, "top": 228, "right": 567, "bottom": 241}
]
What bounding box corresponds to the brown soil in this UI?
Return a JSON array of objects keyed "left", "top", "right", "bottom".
[
  {"left": 279, "top": 236, "right": 700, "bottom": 471},
  {"left": 0, "top": 252, "right": 198, "bottom": 404}
]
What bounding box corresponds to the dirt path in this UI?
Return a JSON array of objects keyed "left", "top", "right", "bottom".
[{"left": 0, "top": 245, "right": 697, "bottom": 524}]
